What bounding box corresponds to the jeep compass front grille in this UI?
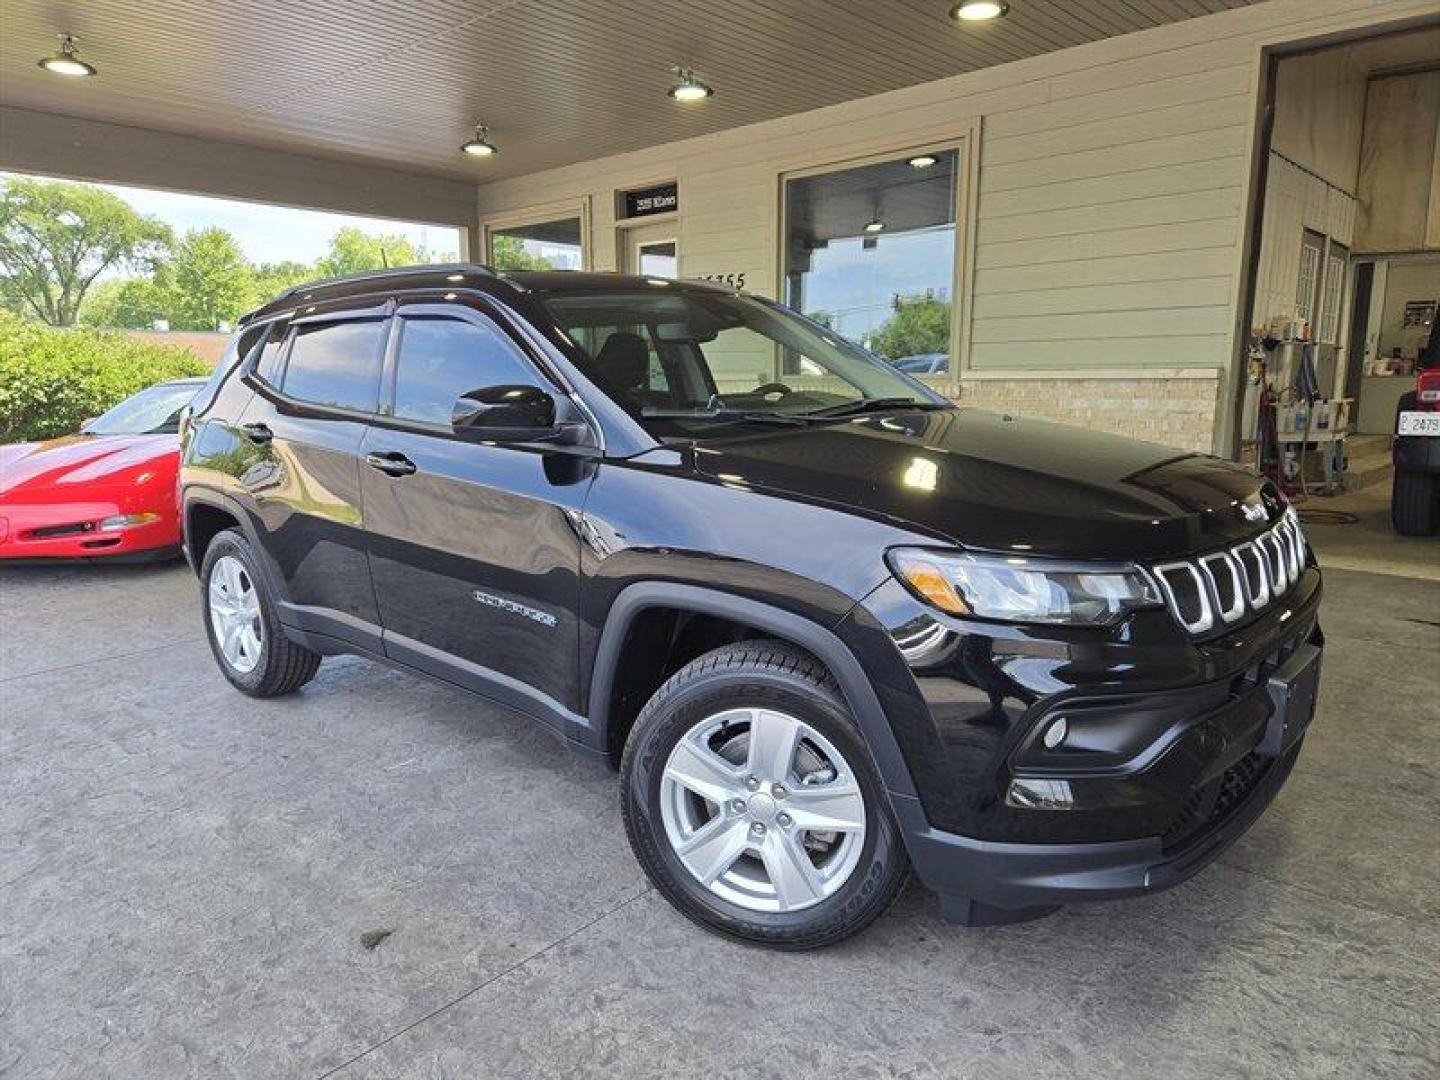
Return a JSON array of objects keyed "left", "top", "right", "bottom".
[{"left": 1150, "top": 509, "right": 1307, "bottom": 636}]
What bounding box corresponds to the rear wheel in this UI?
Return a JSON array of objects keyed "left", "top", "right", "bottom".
[
  {"left": 1391, "top": 469, "right": 1439, "bottom": 536},
  {"left": 200, "top": 528, "right": 321, "bottom": 696},
  {"left": 620, "top": 640, "right": 908, "bottom": 949}
]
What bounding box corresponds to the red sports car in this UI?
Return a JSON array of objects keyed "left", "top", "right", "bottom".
[{"left": 0, "top": 377, "right": 205, "bottom": 561}]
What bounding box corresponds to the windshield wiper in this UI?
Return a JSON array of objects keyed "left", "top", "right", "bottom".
[
  {"left": 801, "top": 397, "right": 941, "bottom": 418},
  {"left": 640, "top": 406, "right": 814, "bottom": 426}
]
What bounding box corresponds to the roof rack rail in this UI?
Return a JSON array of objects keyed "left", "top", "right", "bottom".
[{"left": 273, "top": 262, "right": 498, "bottom": 302}]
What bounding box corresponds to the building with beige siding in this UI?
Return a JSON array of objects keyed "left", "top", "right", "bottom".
[
  {"left": 470, "top": 0, "right": 1439, "bottom": 457},
  {"left": 4, "top": 0, "right": 1436, "bottom": 459}
]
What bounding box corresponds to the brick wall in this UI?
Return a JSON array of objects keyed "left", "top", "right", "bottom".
[
  {"left": 125, "top": 330, "right": 229, "bottom": 367},
  {"left": 938, "top": 370, "right": 1221, "bottom": 454}
]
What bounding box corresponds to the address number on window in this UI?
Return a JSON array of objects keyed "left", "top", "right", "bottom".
[
  {"left": 1397, "top": 411, "right": 1440, "bottom": 437},
  {"left": 695, "top": 272, "right": 747, "bottom": 289}
]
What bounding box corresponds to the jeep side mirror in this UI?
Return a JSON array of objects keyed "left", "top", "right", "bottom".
[{"left": 452, "top": 385, "right": 586, "bottom": 445}]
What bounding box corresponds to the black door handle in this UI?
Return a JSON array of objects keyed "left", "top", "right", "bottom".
[
  {"left": 365, "top": 451, "right": 417, "bottom": 477},
  {"left": 240, "top": 422, "right": 273, "bottom": 444}
]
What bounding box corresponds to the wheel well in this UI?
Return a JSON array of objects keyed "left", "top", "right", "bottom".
[
  {"left": 186, "top": 503, "right": 239, "bottom": 574},
  {"left": 602, "top": 607, "right": 819, "bottom": 765}
]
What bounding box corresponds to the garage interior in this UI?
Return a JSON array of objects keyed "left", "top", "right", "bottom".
[
  {"left": 3, "top": 0, "right": 1439, "bottom": 1077},
  {"left": 1242, "top": 25, "right": 1440, "bottom": 502}
]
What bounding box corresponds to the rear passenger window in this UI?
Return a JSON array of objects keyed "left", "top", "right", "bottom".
[
  {"left": 281, "top": 319, "right": 386, "bottom": 413},
  {"left": 391, "top": 316, "right": 540, "bottom": 427}
]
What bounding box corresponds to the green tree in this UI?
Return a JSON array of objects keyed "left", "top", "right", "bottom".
[
  {"left": 253, "top": 260, "right": 315, "bottom": 299},
  {"left": 0, "top": 177, "right": 171, "bottom": 326},
  {"left": 868, "top": 298, "right": 951, "bottom": 361},
  {"left": 155, "top": 227, "right": 257, "bottom": 330},
  {"left": 80, "top": 276, "right": 169, "bottom": 329},
  {"left": 317, "top": 226, "right": 423, "bottom": 277},
  {"left": 489, "top": 234, "right": 553, "bottom": 272}
]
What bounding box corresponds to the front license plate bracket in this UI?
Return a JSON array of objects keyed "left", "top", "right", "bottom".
[{"left": 1258, "top": 642, "right": 1322, "bottom": 757}]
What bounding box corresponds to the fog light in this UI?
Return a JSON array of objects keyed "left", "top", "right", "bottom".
[
  {"left": 1042, "top": 717, "right": 1068, "bottom": 749},
  {"left": 98, "top": 512, "right": 161, "bottom": 530},
  {"left": 1007, "top": 778, "right": 1074, "bottom": 810}
]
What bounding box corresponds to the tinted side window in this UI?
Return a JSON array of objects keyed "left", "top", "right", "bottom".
[
  {"left": 281, "top": 319, "right": 386, "bottom": 412},
  {"left": 252, "top": 321, "right": 290, "bottom": 385},
  {"left": 392, "top": 316, "right": 539, "bottom": 426}
]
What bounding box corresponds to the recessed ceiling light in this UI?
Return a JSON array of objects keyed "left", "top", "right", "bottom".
[
  {"left": 668, "top": 67, "right": 713, "bottom": 102},
  {"left": 907, "top": 154, "right": 938, "bottom": 169},
  {"left": 460, "top": 123, "right": 498, "bottom": 157},
  {"left": 864, "top": 218, "right": 886, "bottom": 233},
  {"left": 950, "top": 1, "right": 1009, "bottom": 21},
  {"left": 38, "top": 33, "right": 96, "bottom": 77}
]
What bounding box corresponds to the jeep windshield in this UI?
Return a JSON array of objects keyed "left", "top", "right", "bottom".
[{"left": 536, "top": 287, "right": 948, "bottom": 437}]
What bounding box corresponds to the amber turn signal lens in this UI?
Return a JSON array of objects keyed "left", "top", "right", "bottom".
[{"left": 891, "top": 552, "right": 970, "bottom": 616}]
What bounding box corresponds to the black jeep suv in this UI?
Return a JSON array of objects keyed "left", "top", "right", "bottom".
[{"left": 180, "top": 266, "right": 1323, "bottom": 948}]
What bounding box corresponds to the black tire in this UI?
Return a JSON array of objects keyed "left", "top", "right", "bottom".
[
  {"left": 620, "top": 639, "right": 909, "bottom": 950},
  {"left": 1391, "top": 469, "right": 1439, "bottom": 536},
  {"left": 199, "top": 528, "right": 321, "bottom": 696}
]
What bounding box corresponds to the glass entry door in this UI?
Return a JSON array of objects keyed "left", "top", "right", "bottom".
[{"left": 624, "top": 221, "right": 678, "bottom": 278}]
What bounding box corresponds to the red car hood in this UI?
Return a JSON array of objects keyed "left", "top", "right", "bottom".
[{"left": 0, "top": 433, "right": 178, "bottom": 499}]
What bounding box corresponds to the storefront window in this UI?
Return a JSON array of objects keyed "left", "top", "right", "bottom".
[
  {"left": 489, "top": 217, "right": 584, "bottom": 271},
  {"left": 783, "top": 149, "right": 958, "bottom": 372}
]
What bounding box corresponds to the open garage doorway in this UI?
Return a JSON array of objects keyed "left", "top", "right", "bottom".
[{"left": 1236, "top": 22, "right": 1440, "bottom": 508}]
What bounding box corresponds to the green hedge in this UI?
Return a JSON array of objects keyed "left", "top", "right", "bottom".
[{"left": 0, "top": 310, "right": 209, "bottom": 443}]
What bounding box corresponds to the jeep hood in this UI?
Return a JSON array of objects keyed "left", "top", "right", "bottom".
[{"left": 690, "top": 408, "right": 1281, "bottom": 562}]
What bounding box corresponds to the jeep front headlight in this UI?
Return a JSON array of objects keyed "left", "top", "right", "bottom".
[{"left": 886, "top": 548, "right": 1161, "bottom": 626}]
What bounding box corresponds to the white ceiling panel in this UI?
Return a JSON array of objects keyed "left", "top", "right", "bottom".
[{"left": 0, "top": 0, "right": 1262, "bottom": 181}]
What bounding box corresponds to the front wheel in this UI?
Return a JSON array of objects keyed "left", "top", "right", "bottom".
[
  {"left": 620, "top": 640, "right": 909, "bottom": 949},
  {"left": 200, "top": 528, "right": 321, "bottom": 696}
]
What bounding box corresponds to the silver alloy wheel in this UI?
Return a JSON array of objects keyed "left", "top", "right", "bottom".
[
  {"left": 208, "top": 554, "right": 263, "bottom": 674},
  {"left": 659, "top": 707, "right": 867, "bottom": 913}
]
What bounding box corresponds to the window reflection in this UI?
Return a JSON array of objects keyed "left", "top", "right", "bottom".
[
  {"left": 282, "top": 320, "right": 385, "bottom": 412},
  {"left": 392, "top": 317, "right": 538, "bottom": 426},
  {"left": 784, "top": 150, "right": 958, "bottom": 373},
  {"left": 490, "top": 217, "right": 584, "bottom": 271}
]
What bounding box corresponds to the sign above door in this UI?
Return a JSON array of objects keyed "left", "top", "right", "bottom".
[{"left": 621, "top": 182, "right": 678, "bottom": 220}]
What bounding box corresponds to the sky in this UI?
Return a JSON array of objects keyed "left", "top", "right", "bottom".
[
  {"left": 2, "top": 173, "right": 463, "bottom": 267},
  {"left": 798, "top": 227, "right": 955, "bottom": 343}
]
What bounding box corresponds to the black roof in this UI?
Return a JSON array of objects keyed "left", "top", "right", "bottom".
[{"left": 244, "top": 264, "right": 735, "bottom": 323}]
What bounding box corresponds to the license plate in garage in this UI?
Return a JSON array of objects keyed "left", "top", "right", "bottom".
[
  {"left": 1398, "top": 411, "right": 1440, "bottom": 436},
  {"left": 1259, "top": 643, "right": 1322, "bottom": 757}
]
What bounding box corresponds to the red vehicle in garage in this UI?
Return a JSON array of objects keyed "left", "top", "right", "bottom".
[{"left": 0, "top": 378, "right": 204, "bottom": 561}]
